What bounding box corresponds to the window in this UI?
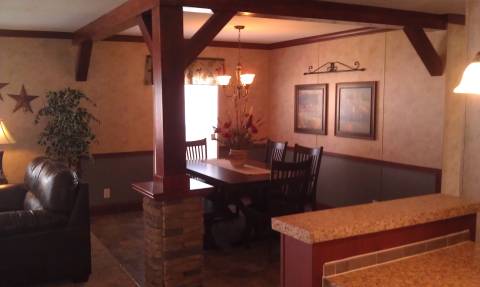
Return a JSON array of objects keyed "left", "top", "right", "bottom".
[{"left": 184, "top": 85, "right": 218, "bottom": 159}]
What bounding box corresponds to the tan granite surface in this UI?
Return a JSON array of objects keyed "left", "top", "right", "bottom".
[
  {"left": 271, "top": 194, "right": 480, "bottom": 244},
  {"left": 325, "top": 242, "right": 480, "bottom": 287}
]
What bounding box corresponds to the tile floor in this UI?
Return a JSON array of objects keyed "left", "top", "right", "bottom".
[
  {"left": 89, "top": 211, "right": 280, "bottom": 287},
  {"left": 40, "top": 211, "right": 279, "bottom": 286}
]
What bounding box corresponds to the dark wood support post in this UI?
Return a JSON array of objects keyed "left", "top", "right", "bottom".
[
  {"left": 137, "top": 11, "right": 153, "bottom": 53},
  {"left": 184, "top": 11, "right": 236, "bottom": 68},
  {"left": 403, "top": 25, "right": 444, "bottom": 76},
  {"left": 75, "top": 41, "right": 93, "bottom": 81},
  {"left": 151, "top": 4, "right": 188, "bottom": 190},
  {"left": 139, "top": 4, "right": 208, "bottom": 287}
]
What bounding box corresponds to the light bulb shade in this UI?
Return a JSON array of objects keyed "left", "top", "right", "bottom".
[
  {"left": 454, "top": 54, "right": 480, "bottom": 95},
  {"left": 216, "top": 75, "right": 231, "bottom": 86},
  {"left": 0, "top": 121, "right": 15, "bottom": 145},
  {"left": 240, "top": 73, "right": 255, "bottom": 85}
]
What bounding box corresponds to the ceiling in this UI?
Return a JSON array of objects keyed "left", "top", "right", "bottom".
[
  {"left": 123, "top": 13, "right": 361, "bottom": 44},
  {"left": 323, "top": 0, "right": 465, "bottom": 15},
  {"left": 0, "top": 0, "right": 466, "bottom": 44}
]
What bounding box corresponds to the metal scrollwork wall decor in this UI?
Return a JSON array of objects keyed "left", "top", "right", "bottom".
[{"left": 304, "top": 61, "right": 366, "bottom": 75}]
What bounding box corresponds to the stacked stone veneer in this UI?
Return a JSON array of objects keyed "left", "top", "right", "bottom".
[{"left": 143, "top": 197, "right": 204, "bottom": 287}]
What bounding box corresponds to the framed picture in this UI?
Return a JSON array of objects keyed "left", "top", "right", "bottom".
[
  {"left": 335, "top": 81, "right": 377, "bottom": 140},
  {"left": 294, "top": 84, "right": 328, "bottom": 135}
]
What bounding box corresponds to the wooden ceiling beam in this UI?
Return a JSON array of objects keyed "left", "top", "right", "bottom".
[
  {"left": 184, "top": 11, "right": 236, "bottom": 68},
  {"left": 73, "top": 0, "right": 157, "bottom": 45},
  {"left": 268, "top": 27, "right": 393, "bottom": 49},
  {"left": 403, "top": 25, "right": 444, "bottom": 76},
  {"left": 137, "top": 11, "right": 153, "bottom": 53},
  {"left": 75, "top": 41, "right": 93, "bottom": 81},
  {"left": 169, "top": 0, "right": 448, "bottom": 30}
]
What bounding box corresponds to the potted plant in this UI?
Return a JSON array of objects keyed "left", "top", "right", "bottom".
[
  {"left": 213, "top": 106, "right": 262, "bottom": 168},
  {"left": 35, "top": 88, "right": 98, "bottom": 170}
]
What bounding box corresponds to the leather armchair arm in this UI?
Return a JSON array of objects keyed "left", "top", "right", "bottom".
[
  {"left": 0, "top": 209, "right": 68, "bottom": 237},
  {"left": 0, "top": 184, "right": 27, "bottom": 212},
  {"left": 68, "top": 183, "right": 90, "bottom": 227}
]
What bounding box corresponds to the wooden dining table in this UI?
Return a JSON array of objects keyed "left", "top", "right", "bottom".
[{"left": 186, "top": 158, "right": 271, "bottom": 187}]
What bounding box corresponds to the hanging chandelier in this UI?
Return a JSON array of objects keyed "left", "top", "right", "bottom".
[
  {"left": 454, "top": 52, "right": 480, "bottom": 95},
  {"left": 216, "top": 25, "right": 255, "bottom": 98}
]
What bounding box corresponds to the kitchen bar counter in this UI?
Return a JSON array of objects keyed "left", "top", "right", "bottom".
[
  {"left": 272, "top": 194, "right": 480, "bottom": 287},
  {"left": 272, "top": 194, "right": 480, "bottom": 244},
  {"left": 325, "top": 241, "right": 480, "bottom": 287}
]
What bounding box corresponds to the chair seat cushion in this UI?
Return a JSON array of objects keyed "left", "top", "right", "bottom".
[
  {"left": 0, "top": 184, "right": 27, "bottom": 212},
  {"left": 0, "top": 210, "right": 68, "bottom": 237}
]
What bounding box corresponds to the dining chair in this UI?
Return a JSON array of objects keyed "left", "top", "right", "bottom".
[
  {"left": 241, "top": 158, "right": 312, "bottom": 246},
  {"left": 293, "top": 144, "right": 324, "bottom": 211},
  {"left": 186, "top": 138, "right": 207, "bottom": 160},
  {"left": 265, "top": 139, "right": 288, "bottom": 164}
]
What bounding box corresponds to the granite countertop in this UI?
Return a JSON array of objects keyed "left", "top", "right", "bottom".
[
  {"left": 271, "top": 194, "right": 480, "bottom": 244},
  {"left": 325, "top": 241, "right": 480, "bottom": 287}
]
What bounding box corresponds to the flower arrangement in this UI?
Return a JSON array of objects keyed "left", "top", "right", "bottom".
[{"left": 213, "top": 106, "right": 263, "bottom": 150}]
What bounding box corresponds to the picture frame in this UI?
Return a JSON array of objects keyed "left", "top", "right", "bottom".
[
  {"left": 294, "top": 84, "right": 328, "bottom": 135},
  {"left": 335, "top": 81, "right": 377, "bottom": 140}
]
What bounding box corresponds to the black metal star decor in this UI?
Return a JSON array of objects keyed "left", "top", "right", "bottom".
[
  {"left": 0, "top": 83, "right": 8, "bottom": 101},
  {"left": 8, "top": 85, "right": 39, "bottom": 113}
]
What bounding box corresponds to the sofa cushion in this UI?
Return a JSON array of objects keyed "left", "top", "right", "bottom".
[
  {"left": 24, "top": 157, "right": 78, "bottom": 214},
  {"left": 0, "top": 184, "right": 27, "bottom": 212},
  {"left": 23, "top": 191, "right": 43, "bottom": 211},
  {"left": 0, "top": 210, "right": 68, "bottom": 236}
]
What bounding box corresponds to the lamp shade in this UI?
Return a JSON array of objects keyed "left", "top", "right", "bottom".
[
  {"left": 0, "top": 120, "right": 15, "bottom": 145},
  {"left": 454, "top": 52, "right": 480, "bottom": 95},
  {"left": 216, "top": 75, "right": 232, "bottom": 86},
  {"left": 240, "top": 73, "right": 255, "bottom": 86}
]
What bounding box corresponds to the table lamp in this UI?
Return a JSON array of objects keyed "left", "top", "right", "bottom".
[{"left": 0, "top": 120, "right": 15, "bottom": 184}]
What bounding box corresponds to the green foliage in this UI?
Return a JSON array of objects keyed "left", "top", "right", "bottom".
[{"left": 35, "top": 88, "right": 98, "bottom": 168}]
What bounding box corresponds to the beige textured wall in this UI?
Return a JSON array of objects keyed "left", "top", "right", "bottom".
[
  {"left": 441, "top": 24, "right": 467, "bottom": 196},
  {"left": 0, "top": 37, "right": 269, "bottom": 182},
  {"left": 0, "top": 38, "right": 154, "bottom": 182},
  {"left": 269, "top": 30, "right": 446, "bottom": 169}
]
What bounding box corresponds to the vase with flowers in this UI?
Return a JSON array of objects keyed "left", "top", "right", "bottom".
[{"left": 213, "top": 106, "right": 262, "bottom": 168}]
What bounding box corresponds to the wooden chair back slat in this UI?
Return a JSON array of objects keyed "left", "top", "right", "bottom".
[
  {"left": 270, "top": 159, "right": 312, "bottom": 213},
  {"left": 186, "top": 138, "right": 208, "bottom": 160},
  {"left": 293, "top": 144, "right": 324, "bottom": 210},
  {"left": 265, "top": 139, "right": 288, "bottom": 164}
]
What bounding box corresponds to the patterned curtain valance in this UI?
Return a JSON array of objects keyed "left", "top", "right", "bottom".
[
  {"left": 184, "top": 57, "right": 225, "bottom": 85},
  {"left": 144, "top": 56, "right": 225, "bottom": 86}
]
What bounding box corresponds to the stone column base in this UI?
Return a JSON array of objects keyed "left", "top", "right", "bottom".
[{"left": 143, "top": 197, "right": 204, "bottom": 287}]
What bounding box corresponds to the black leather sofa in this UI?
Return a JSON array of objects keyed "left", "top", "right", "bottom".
[{"left": 0, "top": 157, "right": 91, "bottom": 286}]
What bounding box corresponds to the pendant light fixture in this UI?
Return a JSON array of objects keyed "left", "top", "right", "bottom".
[
  {"left": 454, "top": 52, "right": 480, "bottom": 95},
  {"left": 216, "top": 25, "right": 255, "bottom": 97}
]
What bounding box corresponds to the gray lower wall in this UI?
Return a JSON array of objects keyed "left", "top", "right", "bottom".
[
  {"left": 80, "top": 153, "right": 152, "bottom": 209},
  {"left": 81, "top": 148, "right": 439, "bottom": 211}
]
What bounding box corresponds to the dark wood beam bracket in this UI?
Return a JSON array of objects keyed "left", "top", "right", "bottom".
[
  {"left": 73, "top": 0, "right": 156, "bottom": 44},
  {"left": 184, "top": 11, "right": 236, "bottom": 68},
  {"left": 137, "top": 11, "right": 153, "bottom": 53},
  {"left": 75, "top": 41, "right": 93, "bottom": 81},
  {"left": 403, "top": 25, "right": 444, "bottom": 76}
]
